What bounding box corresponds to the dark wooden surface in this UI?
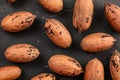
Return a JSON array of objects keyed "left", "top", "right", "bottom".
[{"left": 0, "top": 0, "right": 120, "bottom": 80}]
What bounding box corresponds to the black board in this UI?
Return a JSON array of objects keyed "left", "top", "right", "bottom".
[{"left": 0, "top": 0, "right": 120, "bottom": 80}]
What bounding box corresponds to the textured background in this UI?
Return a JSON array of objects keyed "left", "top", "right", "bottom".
[{"left": 0, "top": 0, "right": 120, "bottom": 80}]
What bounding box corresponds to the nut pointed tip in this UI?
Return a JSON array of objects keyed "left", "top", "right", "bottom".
[
  {"left": 94, "top": 58, "right": 98, "bottom": 60},
  {"left": 114, "top": 50, "right": 119, "bottom": 54},
  {"left": 104, "top": 3, "right": 112, "bottom": 6}
]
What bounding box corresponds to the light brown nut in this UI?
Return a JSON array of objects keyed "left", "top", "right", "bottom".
[
  {"left": 4, "top": 44, "right": 40, "bottom": 62},
  {"left": 110, "top": 50, "right": 120, "bottom": 80},
  {"left": 37, "top": 0, "right": 63, "bottom": 13},
  {"left": 6, "top": 0, "right": 16, "bottom": 4},
  {"left": 0, "top": 65, "right": 22, "bottom": 80},
  {"left": 84, "top": 58, "right": 104, "bottom": 80},
  {"left": 81, "top": 33, "right": 116, "bottom": 52},
  {"left": 105, "top": 3, "right": 120, "bottom": 32},
  {"left": 31, "top": 73, "right": 56, "bottom": 80},
  {"left": 44, "top": 19, "right": 72, "bottom": 48},
  {"left": 48, "top": 54, "right": 84, "bottom": 76},
  {"left": 73, "top": 0, "right": 94, "bottom": 33},
  {"left": 1, "top": 11, "right": 36, "bottom": 32}
]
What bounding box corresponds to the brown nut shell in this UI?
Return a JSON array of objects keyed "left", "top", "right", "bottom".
[
  {"left": 48, "top": 54, "right": 84, "bottom": 76},
  {"left": 6, "top": 0, "right": 16, "bottom": 4},
  {"left": 44, "top": 19, "right": 72, "bottom": 48},
  {"left": 110, "top": 50, "right": 120, "bottom": 80},
  {"left": 37, "top": 0, "right": 63, "bottom": 13},
  {"left": 4, "top": 44, "right": 40, "bottom": 62},
  {"left": 105, "top": 3, "right": 120, "bottom": 32},
  {"left": 73, "top": 0, "right": 94, "bottom": 33},
  {"left": 81, "top": 33, "right": 116, "bottom": 52},
  {"left": 0, "top": 65, "right": 22, "bottom": 80},
  {"left": 31, "top": 73, "right": 56, "bottom": 80},
  {"left": 1, "top": 11, "right": 36, "bottom": 32},
  {"left": 84, "top": 58, "right": 104, "bottom": 80}
]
